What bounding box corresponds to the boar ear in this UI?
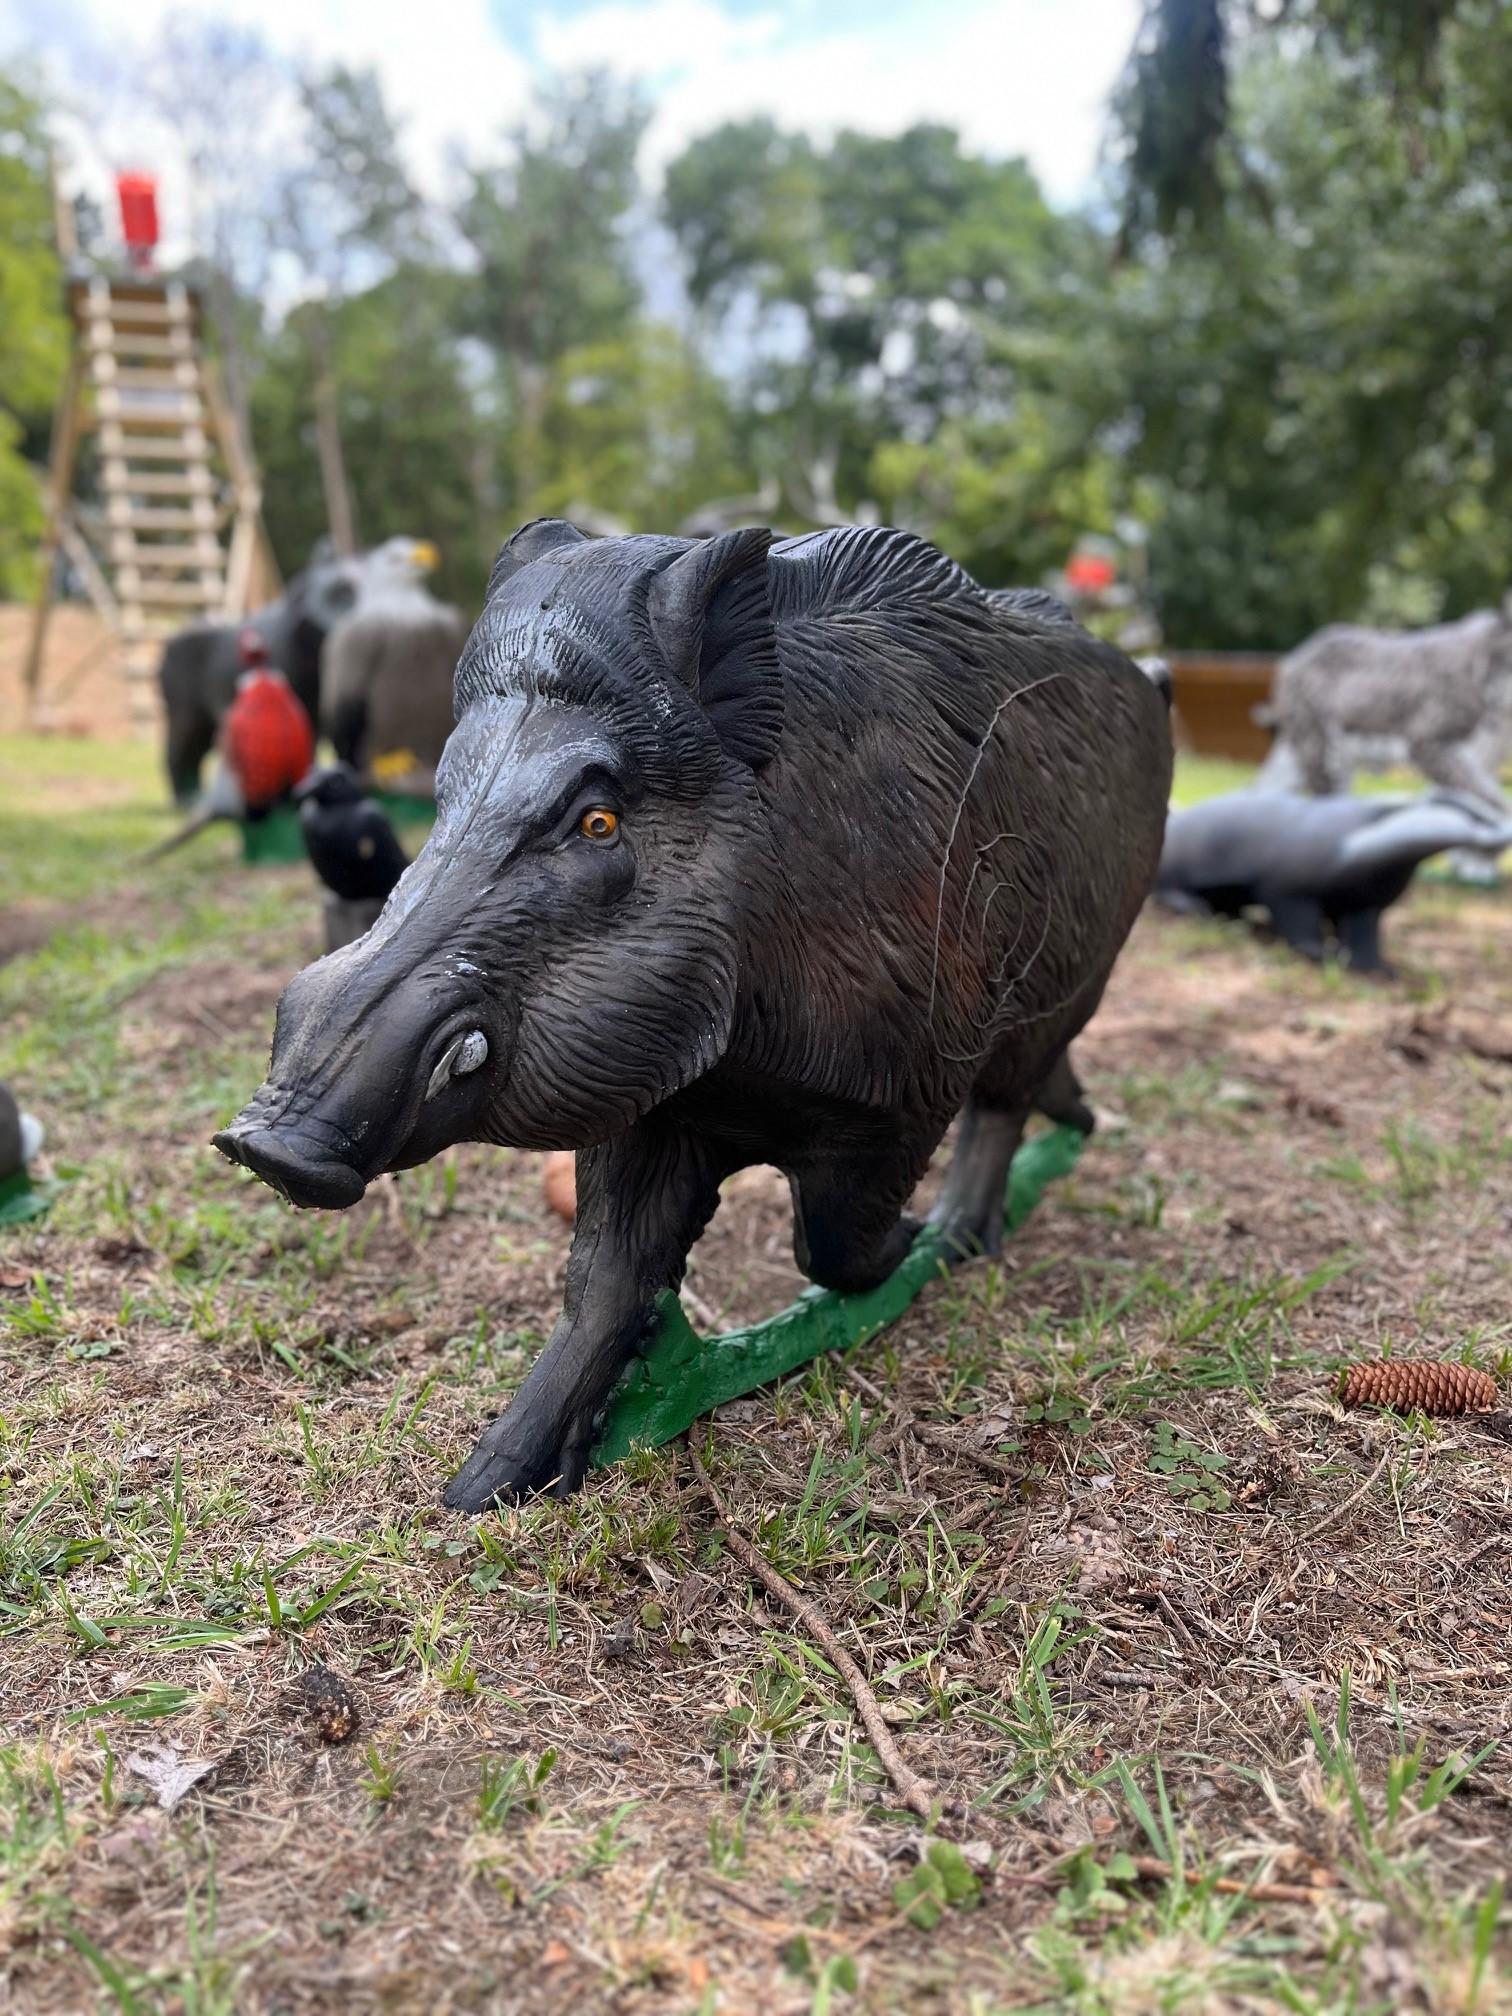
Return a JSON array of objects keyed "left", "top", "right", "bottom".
[
  {"left": 646, "top": 528, "right": 783, "bottom": 769},
  {"left": 486, "top": 518, "right": 589, "bottom": 601}
]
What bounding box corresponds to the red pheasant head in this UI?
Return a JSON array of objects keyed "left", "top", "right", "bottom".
[{"left": 237, "top": 627, "right": 270, "bottom": 670}]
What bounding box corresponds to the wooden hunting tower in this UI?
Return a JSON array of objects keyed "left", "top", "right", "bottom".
[{"left": 23, "top": 224, "right": 280, "bottom": 729}]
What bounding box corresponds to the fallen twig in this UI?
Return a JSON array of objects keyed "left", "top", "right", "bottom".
[
  {"left": 685, "top": 1427, "right": 950, "bottom": 1821},
  {"left": 1299, "top": 1444, "right": 1391, "bottom": 1546},
  {"left": 1131, "top": 1855, "right": 1329, "bottom": 1905},
  {"left": 1155, "top": 1588, "right": 1203, "bottom": 1659}
]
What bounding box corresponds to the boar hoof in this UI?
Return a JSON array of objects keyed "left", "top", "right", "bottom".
[
  {"left": 442, "top": 1416, "right": 590, "bottom": 1510},
  {"left": 927, "top": 1206, "right": 1005, "bottom": 1266}
]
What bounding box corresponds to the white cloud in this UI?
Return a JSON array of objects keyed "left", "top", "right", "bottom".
[
  {"left": 537, "top": 0, "right": 1136, "bottom": 203},
  {"left": 535, "top": 0, "right": 784, "bottom": 80},
  {"left": 4, "top": 0, "right": 531, "bottom": 260},
  {"left": 3, "top": 0, "right": 1137, "bottom": 270}
]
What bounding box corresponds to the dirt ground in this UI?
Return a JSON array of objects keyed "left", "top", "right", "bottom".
[
  {"left": 0, "top": 603, "right": 139, "bottom": 741},
  {"left": 2, "top": 747, "right": 1511, "bottom": 2014}
]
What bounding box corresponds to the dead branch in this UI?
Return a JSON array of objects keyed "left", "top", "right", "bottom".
[
  {"left": 685, "top": 1427, "right": 949, "bottom": 1822},
  {"left": 1131, "top": 1855, "right": 1330, "bottom": 1905},
  {"left": 1298, "top": 1444, "right": 1392, "bottom": 1546}
]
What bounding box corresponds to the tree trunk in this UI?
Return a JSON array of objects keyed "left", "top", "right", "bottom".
[
  {"left": 207, "top": 262, "right": 255, "bottom": 464},
  {"left": 309, "top": 307, "right": 358, "bottom": 556},
  {"left": 513, "top": 360, "right": 548, "bottom": 517}
]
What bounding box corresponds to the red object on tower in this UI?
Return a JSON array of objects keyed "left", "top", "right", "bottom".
[
  {"left": 1065, "top": 552, "right": 1117, "bottom": 594},
  {"left": 220, "top": 671, "right": 315, "bottom": 813},
  {"left": 115, "top": 172, "right": 160, "bottom": 272}
]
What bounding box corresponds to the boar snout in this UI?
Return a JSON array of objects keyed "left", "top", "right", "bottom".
[
  {"left": 215, "top": 932, "right": 500, "bottom": 1209},
  {"left": 213, "top": 1111, "right": 369, "bottom": 1209}
]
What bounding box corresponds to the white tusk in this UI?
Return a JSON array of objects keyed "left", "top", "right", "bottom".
[
  {"left": 425, "top": 1035, "right": 464, "bottom": 1101},
  {"left": 424, "top": 1029, "right": 489, "bottom": 1102}
]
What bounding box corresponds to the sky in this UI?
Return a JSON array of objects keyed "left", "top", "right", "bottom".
[{"left": 2, "top": 0, "right": 1141, "bottom": 258}]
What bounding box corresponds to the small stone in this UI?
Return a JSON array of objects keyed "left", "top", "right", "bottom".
[{"left": 602, "top": 1616, "right": 637, "bottom": 1660}]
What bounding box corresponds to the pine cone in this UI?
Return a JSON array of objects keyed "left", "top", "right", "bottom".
[
  {"left": 1339, "top": 1361, "right": 1498, "bottom": 1415},
  {"left": 296, "top": 1663, "right": 360, "bottom": 1745}
]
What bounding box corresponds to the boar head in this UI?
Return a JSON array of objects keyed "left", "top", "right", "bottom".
[{"left": 215, "top": 519, "right": 782, "bottom": 1207}]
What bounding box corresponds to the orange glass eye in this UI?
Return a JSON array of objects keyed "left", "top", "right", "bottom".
[{"left": 579, "top": 807, "right": 618, "bottom": 840}]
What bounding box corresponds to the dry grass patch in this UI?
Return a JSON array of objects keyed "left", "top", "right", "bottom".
[{"left": 3, "top": 745, "right": 1511, "bottom": 2012}]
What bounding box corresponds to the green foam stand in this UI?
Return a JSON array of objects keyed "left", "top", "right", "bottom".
[
  {"left": 241, "top": 793, "right": 437, "bottom": 866},
  {"left": 0, "top": 1169, "right": 55, "bottom": 1228},
  {"left": 590, "top": 1123, "right": 1086, "bottom": 1467}
]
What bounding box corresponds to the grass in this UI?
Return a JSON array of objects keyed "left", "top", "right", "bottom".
[{"left": 2, "top": 733, "right": 1512, "bottom": 2011}]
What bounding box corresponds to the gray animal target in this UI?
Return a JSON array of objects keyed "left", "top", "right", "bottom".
[
  {"left": 1266, "top": 602, "right": 1512, "bottom": 818},
  {"left": 1157, "top": 788, "right": 1512, "bottom": 973},
  {"left": 156, "top": 542, "right": 364, "bottom": 804},
  {"left": 321, "top": 536, "right": 469, "bottom": 787}
]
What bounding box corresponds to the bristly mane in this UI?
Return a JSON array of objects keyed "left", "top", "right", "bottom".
[
  {"left": 454, "top": 523, "right": 1036, "bottom": 792},
  {"left": 770, "top": 525, "right": 982, "bottom": 623}
]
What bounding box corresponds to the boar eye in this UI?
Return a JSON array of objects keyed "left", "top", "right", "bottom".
[{"left": 579, "top": 807, "right": 619, "bottom": 842}]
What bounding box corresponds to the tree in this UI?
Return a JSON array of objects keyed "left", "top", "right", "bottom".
[
  {"left": 252, "top": 266, "right": 491, "bottom": 610},
  {"left": 458, "top": 73, "right": 648, "bottom": 513},
  {"left": 129, "top": 14, "right": 284, "bottom": 449},
  {"left": 663, "top": 120, "right": 1082, "bottom": 518},
  {"left": 0, "top": 71, "right": 67, "bottom": 598},
  {"left": 530, "top": 324, "right": 753, "bottom": 532},
  {"left": 280, "top": 63, "right": 427, "bottom": 552},
  {"left": 1114, "top": 0, "right": 1481, "bottom": 242},
  {"left": 1102, "top": 7, "right": 1512, "bottom": 643},
  {"left": 663, "top": 117, "right": 823, "bottom": 319}
]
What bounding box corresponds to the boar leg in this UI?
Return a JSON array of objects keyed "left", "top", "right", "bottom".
[
  {"left": 929, "top": 1045, "right": 1093, "bottom": 1260},
  {"left": 1033, "top": 1050, "right": 1095, "bottom": 1135},
  {"left": 789, "top": 1148, "right": 924, "bottom": 1294},
  {"left": 443, "top": 1122, "right": 731, "bottom": 1509},
  {"left": 928, "top": 1098, "right": 1027, "bottom": 1260},
  {"left": 1335, "top": 906, "right": 1391, "bottom": 976}
]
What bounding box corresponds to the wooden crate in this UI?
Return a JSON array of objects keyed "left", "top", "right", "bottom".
[{"left": 1166, "top": 652, "right": 1277, "bottom": 763}]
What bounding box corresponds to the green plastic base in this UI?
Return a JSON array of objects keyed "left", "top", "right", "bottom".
[
  {"left": 0, "top": 1169, "right": 54, "bottom": 1227},
  {"left": 590, "top": 1123, "right": 1086, "bottom": 1467},
  {"left": 240, "top": 794, "right": 437, "bottom": 866}
]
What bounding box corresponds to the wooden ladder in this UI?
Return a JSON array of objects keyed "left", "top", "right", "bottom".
[{"left": 23, "top": 273, "right": 276, "bottom": 734}]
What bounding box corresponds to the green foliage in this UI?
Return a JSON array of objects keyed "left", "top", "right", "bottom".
[
  {"left": 1146, "top": 1420, "right": 1232, "bottom": 1511},
  {"left": 461, "top": 71, "right": 645, "bottom": 369},
  {"left": 664, "top": 118, "right": 822, "bottom": 316},
  {"left": 0, "top": 71, "right": 66, "bottom": 598},
  {"left": 252, "top": 268, "right": 489, "bottom": 607},
  {"left": 529, "top": 324, "right": 750, "bottom": 532},
  {"left": 665, "top": 119, "right": 1087, "bottom": 512},
  {"left": 1115, "top": 0, "right": 1473, "bottom": 243},
  {"left": 477, "top": 1748, "right": 556, "bottom": 1830},
  {"left": 1105, "top": 8, "right": 1512, "bottom": 643},
  {"left": 9, "top": 21, "right": 1510, "bottom": 655},
  {"left": 891, "top": 1839, "right": 982, "bottom": 1929},
  {"left": 458, "top": 71, "right": 648, "bottom": 514},
  {"left": 291, "top": 63, "right": 423, "bottom": 276},
  {"left": 1115, "top": 0, "right": 1229, "bottom": 241}
]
